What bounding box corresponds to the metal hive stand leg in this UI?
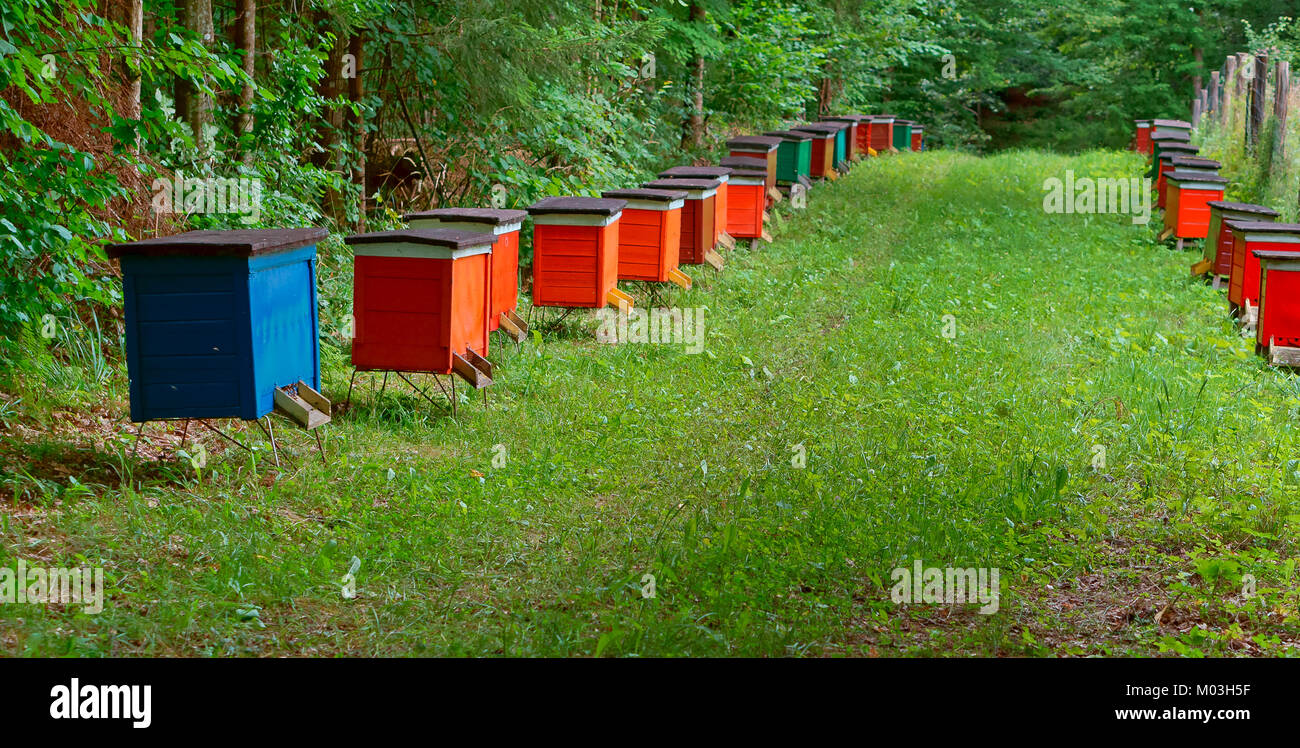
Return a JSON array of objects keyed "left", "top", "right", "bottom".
[
  {"left": 254, "top": 416, "right": 282, "bottom": 468},
  {"left": 393, "top": 371, "right": 451, "bottom": 415},
  {"left": 344, "top": 369, "right": 361, "bottom": 410},
  {"left": 132, "top": 422, "right": 147, "bottom": 458}
]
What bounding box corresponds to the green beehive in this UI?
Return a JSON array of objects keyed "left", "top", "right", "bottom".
[
  {"left": 763, "top": 130, "right": 813, "bottom": 183},
  {"left": 822, "top": 120, "right": 849, "bottom": 169},
  {"left": 892, "top": 119, "right": 913, "bottom": 151}
]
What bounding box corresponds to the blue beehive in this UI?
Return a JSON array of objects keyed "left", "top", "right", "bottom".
[{"left": 107, "top": 228, "right": 328, "bottom": 423}]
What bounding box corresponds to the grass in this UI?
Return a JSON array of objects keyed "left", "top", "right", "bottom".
[{"left": 3, "top": 148, "right": 1300, "bottom": 656}]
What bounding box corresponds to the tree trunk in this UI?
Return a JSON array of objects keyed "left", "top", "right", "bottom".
[
  {"left": 124, "top": 0, "right": 142, "bottom": 123},
  {"left": 234, "top": 0, "right": 255, "bottom": 164},
  {"left": 174, "top": 0, "right": 190, "bottom": 128},
  {"left": 184, "top": 0, "right": 214, "bottom": 156},
  {"left": 1193, "top": 47, "right": 1203, "bottom": 93},
  {"left": 682, "top": 1, "right": 705, "bottom": 149},
  {"left": 314, "top": 14, "right": 348, "bottom": 220}
]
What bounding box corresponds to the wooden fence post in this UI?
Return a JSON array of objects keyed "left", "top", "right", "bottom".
[
  {"left": 1209, "top": 71, "right": 1220, "bottom": 117},
  {"left": 1274, "top": 60, "right": 1290, "bottom": 163},
  {"left": 1224, "top": 56, "right": 1238, "bottom": 126},
  {"left": 1249, "top": 51, "right": 1268, "bottom": 148}
]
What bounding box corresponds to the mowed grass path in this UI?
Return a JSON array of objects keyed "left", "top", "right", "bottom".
[{"left": 5, "top": 149, "right": 1300, "bottom": 656}]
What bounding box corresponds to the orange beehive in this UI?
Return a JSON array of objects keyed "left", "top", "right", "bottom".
[
  {"left": 659, "top": 165, "right": 731, "bottom": 245},
  {"left": 1200, "top": 201, "right": 1278, "bottom": 280},
  {"left": 346, "top": 228, "right": 496, "bottom": 374},
  {"left": 1163, "top": 171, "right": 1226, "bottom": 241},
  {"left": 404, "top": 208, "right": 526, "bottom": 335},
  {"left": 600, "top": 187, "right": 691, "bottom": 288},
  {"left": 790, "top": 124, "right": 838, "bottom": 178},
  {"left": 1227, "top": 221, "right": 1300, "bottom": 315},
  {"left": 716, "top": 163, "right": 767, "bottom": 240},
  {"left": 726, "top": 136, "right": 781, "bottom": 194},
  {"left": 644, "top": 178, "right": 720, "bottom": 267},
  {"left": 527, "top": 196, "right": 628, "bottom": 309}
]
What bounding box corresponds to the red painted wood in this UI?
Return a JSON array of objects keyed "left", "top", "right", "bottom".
[
  {"left": 1172, "top": 187, "right": 1223, "bottom": 239},
  {"left": 1229, "top": 233, "right": 1300, "bottom": 309},
  {"left": 1259, "top": 265, "right": 1300, "bottom": 348},
  {"left": 869, "top": 122, "right": 892, "bottom": 151},
  {"left": 1134, "top": 126, "right": 1152, "bottom": 154},
  {"left": 677, "top": 196, "right": 715, "bottom": 265},
  {"left": 617, "top": 207, "right": 682, "bottom": 282},
  {"left": 488, "top": 229, "right": 520, "bottom": 332},
  {"left": 532, "top": 220, "right": 621, "bottom": 308},
  {"left": 725, "top": 183, "right": 766, "bottom": 239},
  {"left": 351, "top": 252, "right": 489, "bottom": 374}
]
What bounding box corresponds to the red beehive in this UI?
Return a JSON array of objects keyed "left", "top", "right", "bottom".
[
  {"left": 715, "top": 163, "right": 767, "bottom": 240},
  {"left": 659, "top": 166, "right": 732, "bottom": 246},
  {"left": 346, "top": 228, "right": 497, "bottom": 376},
  {"left": 1197, "top": 201, "right": 1278, "bottom": 280},
  {"left": 790, "top": 123, "right": 838, "bottom": 179},
  {"left": 405, "top": 208, "right": 527, "bottom": 338},
  {"left": 599, "top": 188, "right": 692, "bottom": 289},
  {"left": 527, "top": 196, "right": 631, "bottom": 309},
  {"left": 643, "top": 178, "right": 721, "bottom": 269},
  {"left": 1226, "top": 221, "right": 1300, "bottom": 318},
  {"left": 726, "top": 136, "right": 781, "bottom": 194},
  {"left": 870, "top": 114, "right": 896, "bottom": 153},
  {"left": 1255, "top": 250, "right": 1300, "bottom": 361},
  {"left": 1134, "top": 119, "right": 1152, "bottom": 154},
  {"left": 1162, "top": 171, "right": 1226, "bottom": 243},
  {"left": 910, "top": 125, "right": 923, "bottom": 151}
]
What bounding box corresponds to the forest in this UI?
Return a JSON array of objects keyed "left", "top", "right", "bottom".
[{"left": 1, "top": 0, "right": 1297, "bottom": 360}]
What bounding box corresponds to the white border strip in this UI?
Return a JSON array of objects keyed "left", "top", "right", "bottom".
[
  {"left": 352, "top": 241, "right": 493, "bottom": 259},
  {"left": 621, "top": 198, "right": 685, "bottom": 212},
  {"left": 531, "top": 212, "right": 622, "bottom": 227},
  {"left": 408, "top": 219, "right": 522, "bottom": 236}
]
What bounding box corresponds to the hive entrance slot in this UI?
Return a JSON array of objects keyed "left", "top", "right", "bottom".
[
  {"left": 703, "top": 248, "right": 725, "bottom": 271},
  {"left": 606, "top": 287, "right": 635, "bottom": 310},
  {"left": 667, "top": 267, "right": 693, "bottom": 290},
  {"left": 273, "top": 381, "right": 332, "bottom": 430},
  {"left": 1269, "top": 341, "right": 1300, "bottom": 367},
  {"left": 452, "top": 352, "right": 494, "bottom": 389},
  {"left": 498, "top": 309, "right": 530, "bottom": 342}
]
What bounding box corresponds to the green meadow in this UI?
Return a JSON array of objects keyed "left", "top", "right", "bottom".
[{"left": 4, "top": 149, "right": 1299, "bottom": 656}]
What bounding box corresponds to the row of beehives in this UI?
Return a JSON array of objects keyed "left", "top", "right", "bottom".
[
  {"left": 104, "top": 114, "right": 924, "bottom": 439},
  {"left": 1135, "top": 118, "right": 1300, "bottom": 364}
]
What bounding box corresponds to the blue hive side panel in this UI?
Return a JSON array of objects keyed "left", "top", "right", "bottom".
[
  {"left": 121, "top": 255, "right": 250, "bottom": 421},
  {"left": 247, "top": 245, "right": 321, "bottom": 419}
]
